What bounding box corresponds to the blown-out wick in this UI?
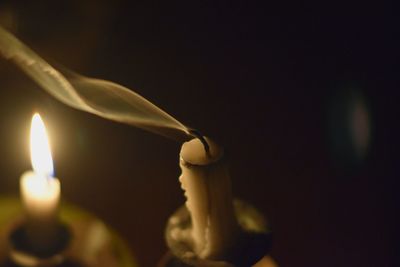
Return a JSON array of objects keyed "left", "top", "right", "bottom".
[{"left": 188, "top": 129, "right": 210, "bottom": 156}]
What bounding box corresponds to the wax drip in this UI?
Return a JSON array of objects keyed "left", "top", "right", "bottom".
[{"left": 188, "top": 129, "right": 210, "bottom": 156}]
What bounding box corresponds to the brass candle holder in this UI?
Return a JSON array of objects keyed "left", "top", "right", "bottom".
[
  {"left": 160, "top": 199, "right": 278, "bottom": 267},
  {"left": 0, "top": 197, "right": 137, "bottom": 267}
]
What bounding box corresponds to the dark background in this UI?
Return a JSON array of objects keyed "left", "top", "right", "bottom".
[{"left": 0, "top": 1, "right": 398, "bottom": 266}]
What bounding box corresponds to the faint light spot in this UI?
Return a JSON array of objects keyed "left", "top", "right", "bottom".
[
  {"left": 327, "top": 88, "right": 372, "bottom": 169},
  {"left": 349, "top": 97, "right": 370, "bottom": 160}
]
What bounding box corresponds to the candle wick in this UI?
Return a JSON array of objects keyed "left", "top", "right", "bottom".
[{"left": 188, "top": 129, "right": 210, "bottom": 156}]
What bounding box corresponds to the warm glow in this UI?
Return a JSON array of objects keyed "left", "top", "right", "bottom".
[{"left": 30, "top": 113, "right": 53, "bottom": 176}]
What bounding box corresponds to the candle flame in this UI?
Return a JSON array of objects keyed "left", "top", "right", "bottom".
[{"left": 30, "top": 113, "right": 54, "bottom": 176}]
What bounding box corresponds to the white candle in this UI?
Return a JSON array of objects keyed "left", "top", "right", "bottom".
[
  {"left": 20, "top": 113, "right": 60, "bottom": 250},
  {"left": 179, "top": 137, "right": 239, "bottom": 260}
]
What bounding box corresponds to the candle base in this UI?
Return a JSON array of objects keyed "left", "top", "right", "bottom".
[
  {"left": 0, "top": 197, "right": 137, "bottom": 267},
  {"left": 9, "top": 223, "right": 70, "bottom": 266},
  {"left": 162, "top": 200, "right": 275, "bottom": 267}
]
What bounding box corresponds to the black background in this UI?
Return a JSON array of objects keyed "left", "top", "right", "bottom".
[{"left": 0, "top": 1, "right": 398, "bottom": 266}]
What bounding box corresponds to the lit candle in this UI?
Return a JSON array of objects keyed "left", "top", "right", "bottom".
[
  {"left": 179, "top": 137, "right": 239, "bottom": 260},
  {"left": 20, "top": 113, "right": 60, "bottom": 251}
]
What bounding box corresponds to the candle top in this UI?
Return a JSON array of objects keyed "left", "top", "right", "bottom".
[{"left": 180, "top": 137, "right": 223, "bottom": 166}]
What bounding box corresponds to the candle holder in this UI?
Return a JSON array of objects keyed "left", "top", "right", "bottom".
[
  {"left": 160, "top": 200, "right": 278, "bottom": 267},
  {"left": 0, "top": 197, "right": 137, "bottom": 267}
]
